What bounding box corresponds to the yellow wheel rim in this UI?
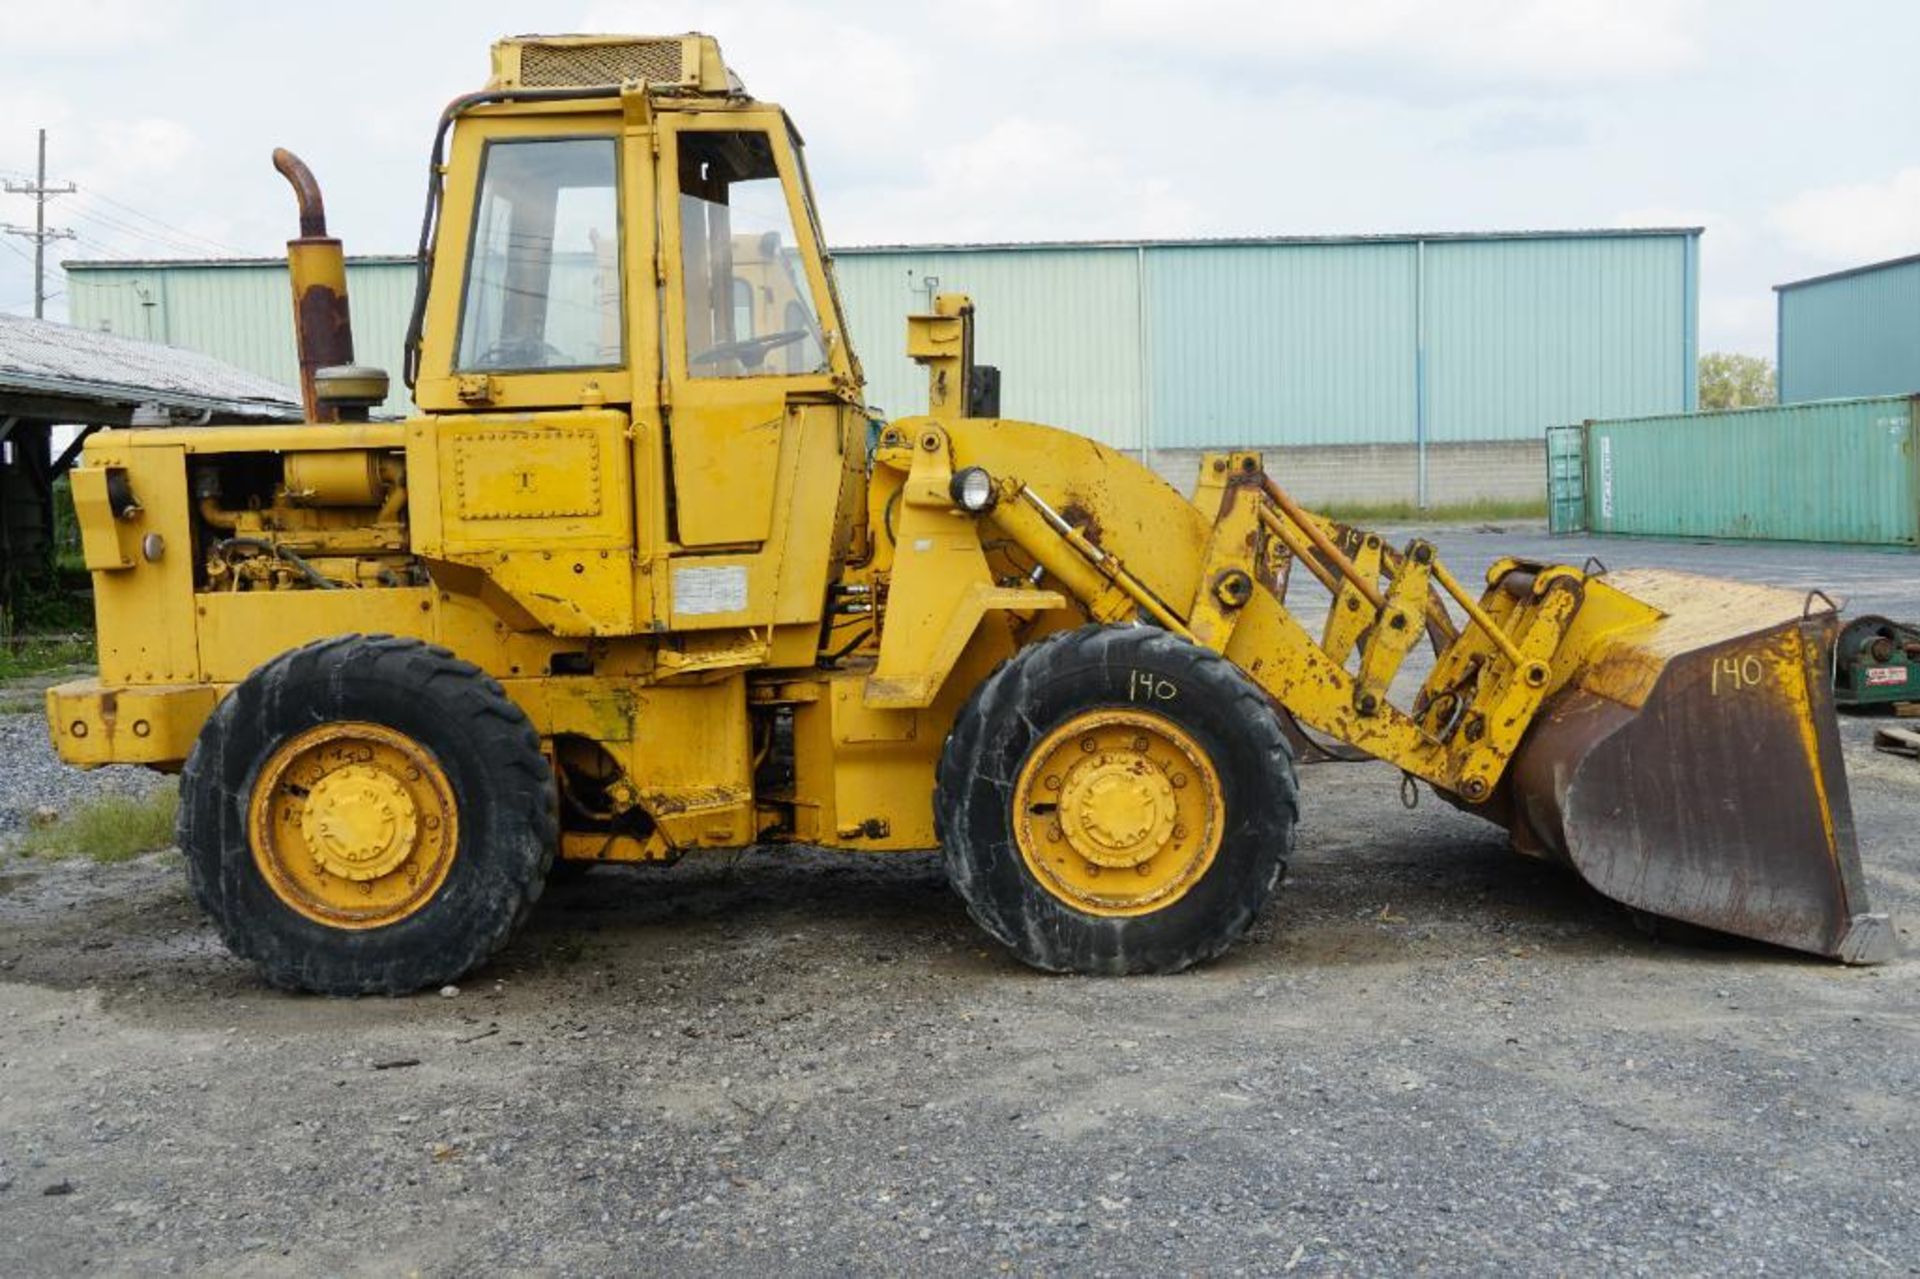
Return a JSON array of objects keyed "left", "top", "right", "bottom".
[
  {"left": 1013, "top": 709, "right": 1225, "bottom": 917},
  {"left": 247, "top": 721, "right": 458, "bottom": 930}
]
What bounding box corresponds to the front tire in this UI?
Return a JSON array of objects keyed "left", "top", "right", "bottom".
[
  {"left": 935, "top": 624, "right": 1298, "bottom": 975},
  {"left": 178, "top": 635, "right": 556, "bottom": 994}
]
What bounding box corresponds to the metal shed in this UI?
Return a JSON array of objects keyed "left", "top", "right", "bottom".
[
  {"left": 66, "top": 226, "right": 1699, "bottom": 505},
  {"left": 0, "top": 315, "right": 299, "bottom": 613},
  {"left": 1776, "top": 254, "right": 1920, "bottom": 404}
]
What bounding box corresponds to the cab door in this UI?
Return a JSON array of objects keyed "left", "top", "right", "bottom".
[
  {"left": 657, "top": 113, "right": 849, "bottom": 548},
  {"left": 407, "top": 108, "right": 661, "bottom": 635}
]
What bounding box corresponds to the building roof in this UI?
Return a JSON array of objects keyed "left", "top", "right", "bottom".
[
  {"left": 63, "top": 254, "right": 419, "bottom": 271},
  {"left": 832, "top": 227, "right": 1704, "bottom": 254},
  {"left": 59, "top": 227, "right": 1703, "bottom": 274},
  {"left": 1774, "top": 251, "right": 1920, "bottom": 293},
  {"left": 0, "top": 313, "right": 301, "bottom": 423}
]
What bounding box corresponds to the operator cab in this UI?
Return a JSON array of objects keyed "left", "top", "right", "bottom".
[{"left": 408, "top": 33, "right": 858, "bottom": 419}]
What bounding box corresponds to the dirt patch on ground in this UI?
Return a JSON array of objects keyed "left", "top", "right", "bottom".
[
  {"left": 3, "top": 531, "right": 1917, "bottom": 1273},
  {"left": 2, "top": 727, "right": 1915, "bottom": 1275}
]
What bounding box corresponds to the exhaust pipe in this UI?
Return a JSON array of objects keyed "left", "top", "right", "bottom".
[{"left": 271, "top": 148, "right": 355, "bottom": 422}]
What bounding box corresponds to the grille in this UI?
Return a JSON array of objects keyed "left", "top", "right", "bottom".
[{"left": 518, "top": 40, "right": 684, "bottom": 87}]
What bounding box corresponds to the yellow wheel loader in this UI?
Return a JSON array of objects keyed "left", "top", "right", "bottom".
[{"left": 46, "top": 34, "right": 1891, "bottom": 993}]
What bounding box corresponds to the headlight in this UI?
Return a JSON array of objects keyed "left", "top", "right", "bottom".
[{"left": 949, "top": 466, "right": 997, "bottom": 513}]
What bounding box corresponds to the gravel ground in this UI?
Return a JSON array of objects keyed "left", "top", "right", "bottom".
[
  {"left": 1, "top": 528, "right": 1917, "bottom": 1276},
  {"left": 0, "top": 713, "right": 168, "bottom": 839}
]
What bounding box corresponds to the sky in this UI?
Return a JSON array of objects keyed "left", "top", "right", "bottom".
[{"left": 1, "top": 0, "right": 1916, "bottom": 359}]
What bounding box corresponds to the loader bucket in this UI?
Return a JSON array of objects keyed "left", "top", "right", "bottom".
[{"left": 1500, "top": 570, "right": 1893, "bottom": 963}]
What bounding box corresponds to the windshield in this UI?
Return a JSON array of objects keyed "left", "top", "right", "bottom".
[
  {"left": 677, "top": 130, "right": 827, "bottom": 379},
  {"left": 456, "top": 136, "right": 623, "bottom": 372}
]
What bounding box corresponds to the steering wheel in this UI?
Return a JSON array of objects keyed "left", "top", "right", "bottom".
[
  {"left": 689, "top": 329, "right": 812, "bottom": 370},
  {"left": 476, "top": 335, "right": 570, "bottom": 369}
]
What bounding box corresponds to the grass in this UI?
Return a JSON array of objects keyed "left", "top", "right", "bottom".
[
  {"left": 1313, "top": 496, "right": 1548, "bottom": 525},
  {"left": 0, "top": 632, "right": 95, "bottom": 683},
  {"left": 14, "top": 788, "right": 179, "bottom": 863}
]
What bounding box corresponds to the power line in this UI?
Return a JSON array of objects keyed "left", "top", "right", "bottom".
[
  {"left": 66, "top": 204, "right": 219, "bottom": 258},
  {"left": 2, "top": 129, "right": 75, "bottom": 318},
  {"left": 79, "top": 189, "right": 244, "bottom": 256}
]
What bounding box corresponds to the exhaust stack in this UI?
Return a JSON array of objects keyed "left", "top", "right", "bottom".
[{"left": 271, "top": 148, "right": 355, "bottom": 422}]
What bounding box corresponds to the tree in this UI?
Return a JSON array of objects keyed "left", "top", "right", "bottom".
[{"left": 1698, "top": 352, "right": 1776, "bottom": 410}]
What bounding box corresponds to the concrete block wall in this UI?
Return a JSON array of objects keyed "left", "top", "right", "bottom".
[{"left": 1143, "top": 440, "right": 1546, "bottom": 508}]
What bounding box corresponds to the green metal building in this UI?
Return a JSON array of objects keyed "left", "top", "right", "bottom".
[
  {"left": 1777, "top": 253, "right": 1920, "bottom": 404},
  {"left": 65, "top": 227, "right": 1699, "bottom": 505}
]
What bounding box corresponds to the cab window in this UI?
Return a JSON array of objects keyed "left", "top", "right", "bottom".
[
  {"left": 456, "top": 137, "right": 622, "bottom": 372},
  {"left": 677, "top": 131, "right": 827, "bottom": 379}
]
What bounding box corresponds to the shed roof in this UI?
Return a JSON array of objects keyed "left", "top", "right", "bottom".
[
  {"left": 0, "top": 313, "right": 301, "bottom": 423},
  {"left": 1774, "top": 251, "right": 1920, "bottom": 293},
  {"left": 59, "top": 227, "right": 1703, "bottom": 273},
  {"left": 832, "top": 227, "right": 1703, "bottom": 254}
]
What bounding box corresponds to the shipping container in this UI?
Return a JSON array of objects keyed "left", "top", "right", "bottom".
[{"left": 1548, "top": 396, "right": 1919, "bottom": 547}]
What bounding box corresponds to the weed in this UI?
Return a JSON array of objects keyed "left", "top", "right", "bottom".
[
  {"left": 14, "top": 788, "right": 180, "bottom": 863},
  {"left": 0, "top": 632, "right": 95, "bottom": 683},
  {"left": 1313, "top": 497, "right": 1547, "bottom": 525}
]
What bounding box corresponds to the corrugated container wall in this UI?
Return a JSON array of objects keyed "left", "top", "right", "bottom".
[
  {"left": 1776, "top": 256, "right": 1920, "bottom": 404},
  {"left": 1581, "top": 396, "right": 1919, "bottom": 547},
  {"left": 67, "top": 258, "right": 419, "bottom": 417}
]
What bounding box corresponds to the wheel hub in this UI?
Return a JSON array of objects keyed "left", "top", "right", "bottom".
[
  {"left": 1058, "top": 757, "right": 1177, "bottom": 868},
  {"left": 246, "top": 721, "right": 458, "bottom": 930},
  {"left": 1013, "top": 708, "right": 1224, "bottom": 916},
  {"left": 299, "top": 764, "right": 421, "bottom": 882}
]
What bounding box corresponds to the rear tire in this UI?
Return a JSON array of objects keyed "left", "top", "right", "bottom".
[
  {"left": 178, "top": 635, "right": 556, "bottom": 995},
  {"left": 935, "top": 624, "right": 1297, "bottom": 975}
]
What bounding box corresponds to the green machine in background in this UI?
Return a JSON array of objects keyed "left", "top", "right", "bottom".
[{"left": 1835, "top": 616, "right": 1920, "bottom": 709}]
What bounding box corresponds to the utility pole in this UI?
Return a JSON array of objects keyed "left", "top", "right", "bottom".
[{"left": 4, "top": 129, "right": 76, "bottom": 319}]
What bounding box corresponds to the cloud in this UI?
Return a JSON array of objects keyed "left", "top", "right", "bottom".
[
  {"left": 831, "top": 115, "right": 1201, "bottom": 244},
  {"left": 1456, "top": 106, "right": 1588, "bottom": 153},
  {"left": 1700, "top": 294, "right": 1772, "bottom": 358},
  {"left": 577, "top": 2, "right": 932, "bottom": 153},
  {"left": 85, "top": 118, "right": 198, "bottom": 179},
  {"left": 966, "top": 0, "right": 1705, "bottom": 84},
  {"left": 1771, "top": 168, "right": 1920, "bottom": 266},
  {"left": 0, "top": 90, "right": 75, "bottom": 174},
  {"left": 6, "top": 0, "right": 178, "bottom": 53}
]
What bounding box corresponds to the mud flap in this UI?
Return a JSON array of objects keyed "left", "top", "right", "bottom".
[{"left": 1504, "top": 599, "right": 1893, "bottom": 964}]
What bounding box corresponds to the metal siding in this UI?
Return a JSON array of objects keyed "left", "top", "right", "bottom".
[
  {"left": 1144, "top": 242, "right": 1416, "bottom": 448},
  {"left": 67, "top": 261, "right": 420, "bottom": 416},
  {"left": 64, "top": 231, "right": 1694, "bottom": 450},
  {"left": 1423, "top": 236, "right": 1692, "bottom": 442},
  {"left": 833, "top": 249, "right": 1143, "bottom": 448},
  {"left": 1586, "top": 396, "right": 1918, "bottom": 546},
  {"left": 1778, "top": 259, "right": 1920, "bottom": 403}
]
